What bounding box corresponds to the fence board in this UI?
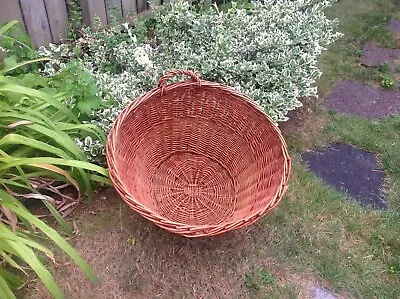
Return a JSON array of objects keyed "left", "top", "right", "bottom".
[
  {"left": 20, "top": 0, "right": 52, "bottom": 47},
  {"left": 121, "top": 0, "right": 137, "bottom": 16},
  {"left": 1, "top": 0, "right": 216, "bottom": 48},
  {"left": 106, "top": 0, "right": 122, "bottom": 22},
  {"left": 80, "top": 0, "right": 108, "bottom": 27},
  {"left": 0, "top": 0, "right": 26, "bottom": 30},
  {"left": 44, "top": 0, "right": 69, "bottom": 43},
  {"left": 136, "top": 0, "right": 147, "bottom": 13},
  {"left": 0, "top": 1, "right": 26, "bottom": 61}
]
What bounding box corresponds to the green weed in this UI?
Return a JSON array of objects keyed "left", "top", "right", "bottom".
[{"left": 243, "top": 266, "right": 299, "bottom": 298}]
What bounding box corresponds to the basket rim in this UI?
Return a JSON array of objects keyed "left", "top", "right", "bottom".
[{"left": 106, "top": 76, "right": 291, "bottom": 235}]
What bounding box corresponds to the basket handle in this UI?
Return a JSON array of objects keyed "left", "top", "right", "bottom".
[{"left": 158, "top": 70, "right": 201, "bottom": 95}]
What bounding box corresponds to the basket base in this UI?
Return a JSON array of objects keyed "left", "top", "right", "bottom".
[{"left": 151, "top": 152, "right": 236, "bottom": 226}]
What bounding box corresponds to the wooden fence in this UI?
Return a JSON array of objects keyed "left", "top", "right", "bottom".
[{"left": 0, "top": 0, "right": 165, "bottom": 47}]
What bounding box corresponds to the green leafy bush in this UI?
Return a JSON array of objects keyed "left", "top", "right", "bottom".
[
  {"left": 0, "top": 73, "right": 109, "bottom": 193},
  {"left": 0, "top": 21, "right": 110, "bottom": 298},
  {"left": 380, "top": 73, "right": 394, "bottom": 88},
  {"left": 0, "top": 21, "right": 40, "bottom": 76},
  {"left": 66, "top": 0, "right": 84, "bottom": 39},
  {"left": 0, "top": 73, "right": 110, "bottom": 298},
  {"left": 0, "top": 81, "right": 108, "bottom": 297},
  {"left": 40, "top": 0, "right": 341, "bottom": 160},
  {"left": 50, "top": 61, "right": 104, "bottom": 120}
]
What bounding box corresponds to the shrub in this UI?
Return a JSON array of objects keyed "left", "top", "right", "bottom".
[
  {"left": 0, "top": 71, "right": 111, "bottom": 298},
  {"left": 39, "top": 0, "right": 341, "bottom": 160},
  {"left": 0, "top": 21, "right": 110, "bottom": 298}
]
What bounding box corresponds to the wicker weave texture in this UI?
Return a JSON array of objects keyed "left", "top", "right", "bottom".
[{"left": 106, "top": 70, "right": 291, "bottom": 237}]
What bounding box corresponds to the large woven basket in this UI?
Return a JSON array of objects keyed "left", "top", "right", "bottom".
[{"left": 107, "top": 70, "right": 291, "bottom": 237}]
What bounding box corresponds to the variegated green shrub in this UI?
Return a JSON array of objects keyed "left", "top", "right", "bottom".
[{"left": 39, "top": 0, "right": 341, "bottom": 160}]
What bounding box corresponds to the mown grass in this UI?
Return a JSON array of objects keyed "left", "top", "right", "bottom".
[
  {"left": 261, "top": 154, "right": 400, "bottom": 297},
  {"left": 257, "top": 0, "right": 400, "bottom": 297},
  {"left": 318, "top": 0, "right": 400, "bottom": 96},
  {"left": 242, "top": 266, "right": 299, "bottom": 298}
]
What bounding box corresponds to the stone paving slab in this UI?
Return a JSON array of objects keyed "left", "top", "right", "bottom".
[
  {"left": 302, "top": 143, "right": 386, "bottom": 210},
  {"left": 311, "top": 284, "right": 338, "bottom": 299},
  {"left": 323, "top": 80, "right": 400, "bottom": 118},
  {"left": 361, "top": 42, "right": 400, "bottom": 68}
]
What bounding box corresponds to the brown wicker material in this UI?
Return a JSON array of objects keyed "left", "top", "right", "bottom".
[{"left": 106, "top": 70, "right": 291, "bottom": 237}]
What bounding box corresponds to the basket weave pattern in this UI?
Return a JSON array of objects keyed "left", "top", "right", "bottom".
[{"left": 107, "top": 70, "right": 291, "bottom": 237}]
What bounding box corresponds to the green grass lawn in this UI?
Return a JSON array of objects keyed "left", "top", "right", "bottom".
[
  {"left": 318, "top": 0, "right": 400, "bottom": 96},
  {"left": 259, "top": 0, "right": 400, "bottom": 297}
]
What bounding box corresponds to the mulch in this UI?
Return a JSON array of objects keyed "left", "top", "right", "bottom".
[
  {"left": 387, "top": 19, "right": 400, "bottom": 39},
  {"left": 302, "top": 143, "right": 386, "bottom": 210},
  {"left": 361, "top": 42, "right": 400, "bottom": 68},
  {"left": 323, "top": 80, "right": 400, "bottom": 118}
]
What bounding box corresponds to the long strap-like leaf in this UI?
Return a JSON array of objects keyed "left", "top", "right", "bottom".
[
  {"left": 0, "top": 134, "right": 69, "bottom": 159},
  {"left": 0, "top": 21, "right": 18, "bottom": 35},
  {"left": 1, "top": 58, "right": 50, "bottom": 75},
  {"left": 0, "top": 157, "right": 108, "bottom": 177},
  {"left": 0, "top": 273, "right": 16, "bottom": 299},
  {"left": 0, "top": 190, "right": 99, "bottom": 285},
  {"left": 3, "top": 238, "right": 62, "bottom": 299},
  {"left": 0, "top": 81, "right": 79, "bottom": 123}
]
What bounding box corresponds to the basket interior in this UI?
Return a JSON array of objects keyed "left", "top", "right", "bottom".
[{"left": 113, "top": 85, "right": 286, "bottom": 226}]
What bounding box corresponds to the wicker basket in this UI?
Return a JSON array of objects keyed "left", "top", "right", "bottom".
[{"left": 106, "top": 70, "right": 291, "bottom": 237}]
